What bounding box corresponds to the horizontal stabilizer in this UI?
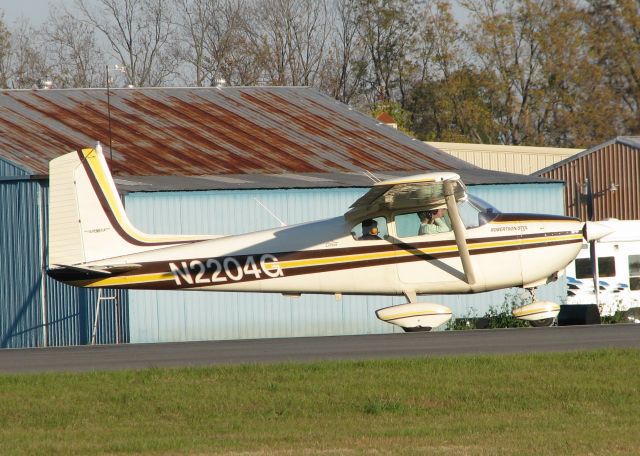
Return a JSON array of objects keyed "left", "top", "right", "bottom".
[{"left": 47, "top": 263, "right": 142, "bottom": 281}]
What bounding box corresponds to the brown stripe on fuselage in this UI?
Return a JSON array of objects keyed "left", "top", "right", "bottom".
[
  {"left": 491, "top": 213, "right": 580, "bottom": 223},
  {"left": 69, "top": 230, "right": 582, "bottom": 288},
  {"left": 135, "top": 230, "right": 575, "bottom": 271},
  {"left": 110, "top": 230, "right": 580, "bottom": 275},
  {"left": 77, "top": 150, "right": 203, "bottom": 247}
]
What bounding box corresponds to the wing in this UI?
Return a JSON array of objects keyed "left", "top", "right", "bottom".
[{"left": 346, "top": 172, "right": 466, "bottom": 220}]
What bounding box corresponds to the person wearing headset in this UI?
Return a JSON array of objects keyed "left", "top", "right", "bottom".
[{"left": 359, "top": 218, "right": 382, "bottom": 240}]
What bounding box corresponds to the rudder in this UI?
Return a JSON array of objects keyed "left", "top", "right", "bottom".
[{"left": 48, "top": 144, "right": 198, "bottom": 266}]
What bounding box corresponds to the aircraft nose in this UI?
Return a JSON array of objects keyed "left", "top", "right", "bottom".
[{"left": 583, "top": 221, "right": 615, "bottom": 242}]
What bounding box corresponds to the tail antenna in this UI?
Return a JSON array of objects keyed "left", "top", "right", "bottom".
[
  {"left": 254, "top": 198, "right": 287, "bottom": 227},
  {"left": 362, "top": 170, "right": 381, "bottom": 183}
]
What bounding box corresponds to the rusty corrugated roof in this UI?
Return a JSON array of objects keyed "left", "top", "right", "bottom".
[
  {"left": 0, "top": 87, "right": 480, "bottom": 176},
  {"left": 0, "top": 86, "right": 553, "bottom": 189}
]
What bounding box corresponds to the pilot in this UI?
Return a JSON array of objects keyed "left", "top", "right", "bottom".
[
  {"left": 359, "top": 219, "right": 381, "bottom": 240},
  {"left": 418, "top": 209, "right": 450, "bottom": 235}
]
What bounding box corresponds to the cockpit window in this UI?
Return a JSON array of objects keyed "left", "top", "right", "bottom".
[
  {"left": 395, "top": 209, "right": 452, "bottom": 238},
  {"left": 394, "top": 194, "right": 499, "bottom": 237},
  {"left": 351, "top": 216, "right": 388, "bottom": 241},
  {"left": 458, "top": 194, "right": 500, "bottom": 228}
]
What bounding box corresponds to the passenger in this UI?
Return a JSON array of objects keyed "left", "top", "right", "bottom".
[
  {"left": 359, "top": 219, "right": 381, "bottom": 240},
  {"left": 418, "top": 209, "right": 450, "bottom": 235}
]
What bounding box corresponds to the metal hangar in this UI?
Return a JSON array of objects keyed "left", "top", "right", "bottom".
[{"left": 0, "top": 87, "right": 565, "bottom": 347}]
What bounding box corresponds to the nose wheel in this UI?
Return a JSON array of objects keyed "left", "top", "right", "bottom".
[{"left": 512, "top": 288, "right": 559, "bottom": 327}]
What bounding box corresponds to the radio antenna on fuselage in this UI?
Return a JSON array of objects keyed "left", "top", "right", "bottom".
[
  {"left": 106, "top": 64, "right": 113, "bottom": 169},
  {"left": 254, "top": 198, "right": 287, "bottom": 227}
]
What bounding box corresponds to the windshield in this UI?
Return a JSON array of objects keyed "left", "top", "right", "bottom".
[{"left": 458, "top": 194, "right": 500, "bottom": 228}]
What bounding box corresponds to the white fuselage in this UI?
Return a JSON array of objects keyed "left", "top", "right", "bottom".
[{"left": 69, "top": 214, "right": 583, "bottom": 297}]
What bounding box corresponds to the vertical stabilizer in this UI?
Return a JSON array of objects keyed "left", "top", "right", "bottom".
[
  {"left": 48, "top": 144, "right": 203, "bottom": 266},
  {"left": 49, "top": 151, "right": 86, "bottom": 265}
]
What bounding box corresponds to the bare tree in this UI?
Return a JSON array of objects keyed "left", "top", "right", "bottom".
[
  {"left": 75, "top": 0, "right": 179, "bottom": 86},
  {"left": 176, "top": 0, "right": 252, "bottom": 86},
  {"left": 415, "top": 0, "right": 467, "bottom": 83},
  {"left": 248, "top": 0, "right": 330, "bottom": 86},
  {"left": 319, "top": 0, "right": 368, "bottom": 104},
  {"left": 585, "top": 0, "right": 640, "bottom": 135},
  {"left": 460, "top": 0, "right": 548, "bottom": 144},
  {"left": 42, "top": 10, "right": 106, "bottom": 88},
  {"left": 0, "top": 12, "right": 10, "bottom": 88},
  {"left": 5, "top": 18, "right": 49, "bottom": 89},
  {"left": 354, "top": 0, "right": 419, "bottom": 105}
]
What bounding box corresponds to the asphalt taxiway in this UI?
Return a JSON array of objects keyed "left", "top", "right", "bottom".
[{"left": 1, "top": 324, "right": 638, "bottom": 374}]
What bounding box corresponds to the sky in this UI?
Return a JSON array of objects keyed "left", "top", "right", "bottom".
[
  {"left": 1, "top": 0, "right": 472, "bottom": 27},
  {"left": 0, "top": 0, "right": 55, "bottom": 25}
]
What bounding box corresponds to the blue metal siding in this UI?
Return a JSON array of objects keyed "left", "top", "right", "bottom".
[
  {"left": 0, "top": 180, "right": 129, "bottom": 348},
  {"left": 469, "top": 183, "right": 565, "bottom": 215},
  {"left": 125, "top": 183, "right": 567, "bottom": 343},
  {"left": 125, "top": 188, "right": 361, "bottom": 235},
  {"left": 0, "top": 157, "right": 29, "bottom": 177},
  {"left": 40, "top": 184, "right": 130, "bottom": 346},
  {"left": 126, "top": 188, "right": 401, "bottom": 342},
  {"left": 0, "top": 181, "right": 44, "bottom": 347}
]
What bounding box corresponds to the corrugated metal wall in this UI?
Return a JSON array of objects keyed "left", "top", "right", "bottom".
[
  {"left": 40, "top": 184, "right": 130, "bottom": 346},
  {"left": 0, "top": 180, "right": 45, "bottom": 347},
  {"left": 426, "top": 142, "right": 579, "bottom": 175},
  {"left": 538, "top": 142, "right": 640, "bottom": 221},
  {"left": 0, "top": 178, "right": 129, "bottom": 348},
  {"left": 442, "top": 150, "right": 571, "bottom": 175},
  {"left": 124, "top": 183, "right": 566, "bottom": 343},
  {"left": 0, "top": 158, "right": 29, "bottom": 177}
]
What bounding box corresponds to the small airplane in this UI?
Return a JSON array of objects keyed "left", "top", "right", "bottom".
[{"left": 46, "top": 144, "right": 611, "bottom": 331}]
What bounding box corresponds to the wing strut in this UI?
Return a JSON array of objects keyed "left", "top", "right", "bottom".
[{"left": 444, "top": 181, "right": 477, "bottom": 287}]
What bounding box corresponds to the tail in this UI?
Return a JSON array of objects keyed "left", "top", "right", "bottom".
[{"left": 48, "top": 144, "right": 205, "bottom": 266}]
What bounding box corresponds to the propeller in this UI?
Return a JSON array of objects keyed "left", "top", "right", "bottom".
[
  {"left": 581, "top": 176, "right": 619, "bottom": 306},
  {"left": 584, "top": 177, "right": 600, "bottom": 306}
]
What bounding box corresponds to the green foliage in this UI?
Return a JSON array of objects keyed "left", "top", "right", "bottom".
[
  {"left": 448, "top": 291, "right": 536, "bottom": 330},
  {"left": 447, "top": 317, "right": 478, "bottom": 330},
  {"left": 483, "top": 290, "right": 532, "bottom": 329},
  {"left": 406, "top": 67, "right": 502, "bottom": 143},
  {"left": 601, "top": 310, "right": 629, "bottom": 325},
  {"left": 370, "top": 101, "right": 414, "bottom": 135}
]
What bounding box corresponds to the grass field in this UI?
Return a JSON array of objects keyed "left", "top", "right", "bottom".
[{"left": 1, "top": 349, "right": 640, "bottom": 455}]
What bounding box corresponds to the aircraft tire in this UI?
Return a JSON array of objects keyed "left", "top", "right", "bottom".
[
  {"left": 530, "top": 318, "right": 554, "bottom": 327},
  {"left": 402, "top": 326, "right": 432, "bottom": 332}
]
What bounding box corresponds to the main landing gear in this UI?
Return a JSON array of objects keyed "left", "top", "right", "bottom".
[
  {"left": 511, "top": 288, "right": 559, "bottom": 327},
  {"left": 375, "top": 290, "right": 453, "bottom": 332}
]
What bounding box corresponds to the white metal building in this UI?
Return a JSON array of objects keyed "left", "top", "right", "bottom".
[{"left": 426, "top": 142, "right": 584, "bottom": 175}]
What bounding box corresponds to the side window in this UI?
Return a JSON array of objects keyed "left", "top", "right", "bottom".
[
  {"left": 629, "top": 255, "right": 640, "bottom": 290},
  {"left": 395, "top": 212, "right": 420, "bottom": 238},
  {"left": 351, "top": 216, "right": 387, "bottom": 241},
  {"left": 575, "top": 257, "right": 616, "bottom": 279}
]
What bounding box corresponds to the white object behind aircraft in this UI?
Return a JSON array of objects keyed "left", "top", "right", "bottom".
[
  {"left": 47, "top": 145, "right": 607, "bottom": 331},
  {"left": 566, "top": 219, "right": 640, "bottom": 317}
]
